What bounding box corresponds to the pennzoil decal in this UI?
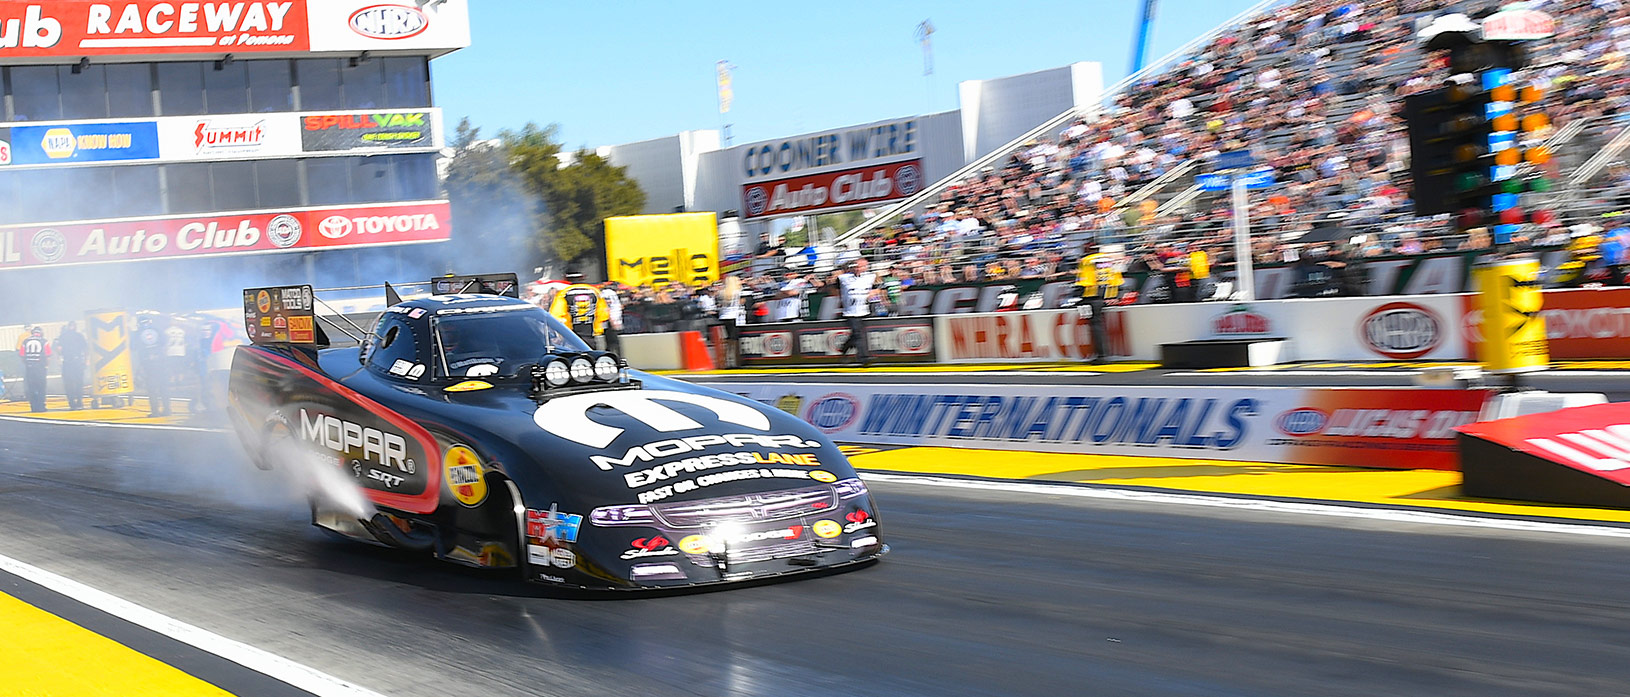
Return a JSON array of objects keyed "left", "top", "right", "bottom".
[{"left": 444, "top": 445, "right": 487, "bottom": 506}]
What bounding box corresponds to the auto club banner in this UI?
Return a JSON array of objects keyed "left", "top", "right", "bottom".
[
  {"left": 0, "top": 200, "right": 451, "bottom": 271},
  {"left": 741, "top": 159, "right": 923, "bottom": 219},
  {"left": 728, "top": 382, "right": 1489, "bottom": 470},
  {"left": 733, "top": 317, "right": 935, "bottom": 366},
  {"left": 0, "top": 2, "right": 470, "bottom": 58}
]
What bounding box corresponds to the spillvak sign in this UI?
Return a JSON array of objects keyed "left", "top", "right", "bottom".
[
  {"left": 732, "top": 382, "right": 1488, "bottom": 470},
  {"left": 741, "top": 159, "right": 923, "bottom": 219},
  {"left": 301, "top": 110, "right": 439, "bottom": 151},
  {"left": 0, "top": 2, "right": 470, "bottom": 57},
  {"left": 0, "top": 200, "right": 450, "bottom": 270}
]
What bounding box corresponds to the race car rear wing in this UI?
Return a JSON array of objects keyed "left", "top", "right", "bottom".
[
  {"left": 429, "top": 273, "right": 521, "bottom": 298},
  {"left": 243, "top": 285, "right": 329, "bottom": 347}
]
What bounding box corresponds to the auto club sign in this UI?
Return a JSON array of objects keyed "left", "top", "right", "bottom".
[{"left": 741, "top": 159, "right": 922, "bottom": 220}]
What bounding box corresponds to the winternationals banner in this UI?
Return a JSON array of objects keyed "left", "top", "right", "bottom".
[
  {"left": 741, "top": 159, "right": 923, "bottom": 219},
  {"left": 729, "top": 383, "right": 1489, "bottom": 470},
  {"left": 0, "top": 2, "right": 470, "bottom": 58},
  {"left": 0, "top": 200, "right": 449, "bottom": 270}
]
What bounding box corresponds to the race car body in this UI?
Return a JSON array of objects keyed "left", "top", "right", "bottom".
[{"left": 227, "top": 278, "right": 884, "bottom": 590}]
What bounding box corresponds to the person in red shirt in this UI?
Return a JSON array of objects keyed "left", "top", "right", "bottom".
[{"left": 17, "top": 326, "right": 52, "bottom": 412}]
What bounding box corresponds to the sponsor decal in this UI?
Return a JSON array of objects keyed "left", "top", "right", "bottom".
[
  {"left": 0, "top": 202, "right": 450, "bottom": 270},
  {"left": 266, "top": 214, "right": 302, "bottom": 248},
  {"left": 621, "top": 449, "right": 821, "bottom": 487},
  {"left": 621, "top": 536, "right": 679, "bottom": 560},
  {"left": 443, "top": 445, "right": 486, "bottom": 506},
  {"left": 772, "top": 393, "right": 803, "bottom": 415},
  {"left": 812, "top": 520, "right": 842, "bottom": 538},
  {"left": 635, "top": 466, "right": 823, "bottom": 504},
  {"left": 29, "top": 228, "right": 65, "bottom": 263},
  {"left": 365, "top": 466, "right": 404, "bottom": 488},
  {"left": 805, "top": 393, "right": 860, "bottom": 433},
  {"left": 10, "top": 121, "right": 159, "bottom": 164},
  {"left": 550, "top": 547, "right": 576, "bottom": 569},
  {"left": 526, "top": 504, "right": 584, "bottom": 544},
  {"left": 678, "top": 535, "right": 710, "bottom": 554},
  {"left": 348, "top": 3, "right": 428, "bottom": 39},
  {"left": 1360, "top": 302, "right": 1443, "bottom": 360},
  {"left": 1211, "top": 305, "right": 1271, "bottom": 335},
  {"left": 1275, "top": 408, "right": 1328, "bottom": 436},
  {"left": 843, "top": 509, "right": 876, "bottom": 533},
  {"left": 445, "top": 380, "right": 493, "bottom": 392},
  {"left": 535, "top": 390, "right": 775, "bottom": 450},
  {"left": 856, "top": 393, "right": 1258, "bottom": 449},
  {"left": 302, "top": 111, "right": 434, "bottom": 151},
  {"left": 298, "top": 409, "right": 414, "bottom": 473},
  {"left": 1313, "top": 409, "right": 1475, "bottom": 440},
  {"left": 740, "top": 158, "right": 924, "bottom": 219},
  {"left": 728, "top": 525, "right": 803, "bottom": 543}
]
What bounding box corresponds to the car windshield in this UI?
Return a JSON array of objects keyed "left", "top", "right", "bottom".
[{"left": 433, "top": 306, "right": 590, "bottom": 379}]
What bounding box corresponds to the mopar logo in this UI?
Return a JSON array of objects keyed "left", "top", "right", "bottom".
[
  {"left": 805, "top": 394, "right": 859, "bottom": 433},
  {"left": 534, "top": 389, "right": 772, "bottom": 450},
  {"left": 299, "top": 409, "right": 413, "bottom": 473},
  {"left": 1275, "top": 408, "right": 1328, "bottom": 436},
  {"left": 350, "top": 4, "right": 429, "bottom": 39},
  {"left": 1361, "top": 302, "right": 1442, "bottom": 359}
]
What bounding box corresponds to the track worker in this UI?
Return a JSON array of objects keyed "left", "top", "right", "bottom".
[
  {"left": 716, "top": 276, "right": 745, "bottom": 369},
  {"left": 599, "top": 283, "right": 624, "bottom": 355},
  {"left": 834, "top": 258, "right": 877, "bottom": 367},
  {"left": 550, "top": 276, "right": 609, "bottom": 347},
  {"left": 134, "top": 315, "right": 170, "bottom": 416},
  {"left": 1075, "top": 247, "right": 1123, "bottom": 365},
  {"left": 18, "top": 326, "right": 51, "bottom": 412},
  {"left": 54, "top": 322, "right": 88, "bottom": 410}
]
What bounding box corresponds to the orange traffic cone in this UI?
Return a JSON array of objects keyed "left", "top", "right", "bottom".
[{"left": 679, "top": 330, "right": 716, "bottom": 371}]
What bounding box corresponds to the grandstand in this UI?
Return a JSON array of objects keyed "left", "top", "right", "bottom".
[{"left": 831, "top": 0, "right": 1630, "bottom": 300}]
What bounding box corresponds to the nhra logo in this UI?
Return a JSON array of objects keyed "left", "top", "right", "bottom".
[
  {"left": 898, "top": 327, "right": 930, "bottom": 353},
  {"left": 1361, "top": 302, "right": 1442, "bottom": 360},
  {"left": 805, "top": 393, "right": 860, "bottom": 433},
  {"left": 895, "top": 164, "right": 922, "bottom": 196},
  {"left": 349, "top": 4, "right": 429, "bottom": 39},
  {"left": 744, "top": 186, "right": 769, "bottom": 217},
  {"left": 1275, "top": 408, "right": 1328, "bottom": 436}
]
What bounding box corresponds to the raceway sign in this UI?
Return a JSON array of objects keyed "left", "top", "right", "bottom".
[{"left": 733, "top": 383, "right": 1487, "bottom": 470}]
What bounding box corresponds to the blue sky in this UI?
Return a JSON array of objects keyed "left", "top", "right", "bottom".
[{"left": 430, "top": 0, "right": 1260, "bottom": 149}]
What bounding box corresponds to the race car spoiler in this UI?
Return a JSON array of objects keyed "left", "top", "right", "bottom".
[
  {"left": 429, "top": 273, "right": 521, "bottom": 298},
  {"left": 243, "top": 285, "right": 328, "bottom": 347}
]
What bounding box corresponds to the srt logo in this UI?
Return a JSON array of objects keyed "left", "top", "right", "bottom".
[{"left": 533, "top": 390, "right": 772, "bottom": 448}]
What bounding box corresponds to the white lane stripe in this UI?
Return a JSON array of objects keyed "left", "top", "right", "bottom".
[
  {"left": 0, "top": 552, "right": 389, "bottom": 697},
  {"left": 860, "top": 472, "right": 1630, "bottom": 539},
  {"left": 0, "top": 414, "right": 222, "bottom": 433},
  {"left": 1166, "top": 370, "right": 1423, "bottom": 377}
]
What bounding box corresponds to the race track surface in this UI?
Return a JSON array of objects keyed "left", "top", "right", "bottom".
[{"left": 3, "top": 422, "right": 1630, "bottom": 696}]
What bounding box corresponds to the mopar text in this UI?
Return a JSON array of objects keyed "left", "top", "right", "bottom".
[{"left": 300, "top": 409, "right": 410, "bottom": 473}]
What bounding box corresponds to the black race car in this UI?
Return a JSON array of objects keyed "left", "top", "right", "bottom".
[{"left": 227, "top": 276, "right": 884, "bottom": 590}]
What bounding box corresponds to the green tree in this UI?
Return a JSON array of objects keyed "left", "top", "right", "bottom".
[{"left": 442, "top": 118, "right": 542, "bottom": 273}]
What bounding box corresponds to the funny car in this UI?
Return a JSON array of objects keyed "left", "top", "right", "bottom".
[{"left": 226, "top": 275, "right": 884, "bottom": 590}]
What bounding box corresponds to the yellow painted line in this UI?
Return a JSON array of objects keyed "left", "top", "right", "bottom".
[
  {"left": 0, "top": 396, "right": 191, "bottom": 426},
  {"left": 0, "top": 591, "right": 234, "bottom": 697},
  {"left": 848, "top": 446, "right": 1630, "bottom": 524}
]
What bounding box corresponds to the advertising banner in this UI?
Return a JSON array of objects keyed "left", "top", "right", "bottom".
[
  {"left": 0, "top": 2, "right": 312, "bottom": 57},
  {"left": 0, "top": 200, "right": 450, "bottom": 270},
  {"left": 85, "top": 311, "right": 133, "bottom": 396},
  {"left": 604, "top": 213, "right": 720, "bottom": 288},
  {"left": 737, "top": 318, "right": 935, "bottom": 366},
  {"left": 936, "top": 309, "right": 1128, "bottom": 362},
  {"left": 741, "top": 117, "right": 920, "bottom": 182},
  {"left": 741, "top": 159, "right": 923, "bottom": 219},
  {"left": 1472, "top": 258, "right": 1548, "bottom": 373},
  {"left": 729, "top": 382, "right": 1489, "bottom": 470},
  {"left": 807, "top": 279, "right": 1082, "bottom": 320},
  {"left": 157, "top": 113, "right": 300, "bottom": 161},
  {"left": 1462, "top": 287, "right": 1630, "bottom": 360},
  {"left": 301, "top": 110, "right": 439, "bottom": 152},
  {"left": 1123, "top": 294, "right": 1470, "bottom": 362},
  {"left": 0, "top": 127, "right": 10, "bottom": 165},
  {"left": 0, "top": 2, "right": 470, "bottom": 58},
  {"left": 9, "top": 121, "right": 159, "bottom": 165}
]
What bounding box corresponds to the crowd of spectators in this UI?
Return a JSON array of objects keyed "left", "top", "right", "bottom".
[{"left": 757, "top": 0, "right": 1630, "bottom": 293}]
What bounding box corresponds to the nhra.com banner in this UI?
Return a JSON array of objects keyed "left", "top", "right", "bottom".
[
  {"left": 0, "top": 200, "right": 450, "bottom": 271},
  {"left": 729, "top": 383, "right": 1489, "bottom": 470}
]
